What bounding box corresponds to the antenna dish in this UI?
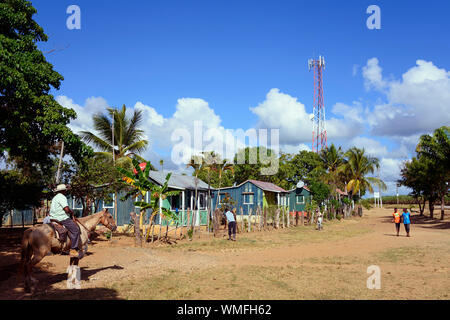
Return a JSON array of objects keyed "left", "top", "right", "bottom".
[{"left": 297, "top": 181, "right": 305, "bottom": 189}]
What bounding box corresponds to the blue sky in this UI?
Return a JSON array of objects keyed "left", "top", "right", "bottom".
[{"left": 33, "top": 0, "right": 450, "bottom": 195}]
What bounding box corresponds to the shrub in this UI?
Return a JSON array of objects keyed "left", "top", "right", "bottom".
[{"left": 336, "top": 214, "right": 342, "bottom": 220}]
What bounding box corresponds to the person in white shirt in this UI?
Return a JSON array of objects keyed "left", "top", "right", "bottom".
[
  {"left": 225, "top": 207, "right": 237, "bottom": 241},
  {"left": 49, "top": 184, "right": 82, "bottom": 258}
]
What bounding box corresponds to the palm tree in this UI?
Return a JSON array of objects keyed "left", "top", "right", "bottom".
[
  {"left": 186, "top": 155, "right": 205, "bottom": 234},
  {"left": 341, "top": 148, "right": 386, "bottom": 211},
  {"left": 319, "top": 144, "right": 345, "bottom": 218},
  {"left": 159, "top": 159, "right": 164, "bottom": 172},
  {"left": 80, "top": 105, "right": 151, "bottom": 169},
  {"left": 214, "top": 159, "right": 235, "bottom": 211},
  {"left": 319, "top": 144, "right": 345, "bottom": 197}
]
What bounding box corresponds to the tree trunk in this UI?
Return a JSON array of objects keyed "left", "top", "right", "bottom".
[
  {"left": 429, "top": 201, "right": 434, "bottom": 219},
  {"left": 263, "top": 207, "right": 267, "bottom": 230},
  {"left": 417, "top": 198, "right": 424, "bottom": 216},
  {"left": 275, "top": 208, "right": 280, "bottom": 229},
  {"left": 441, "top": 194, "right": 445, "bottom": 220},
  {"left": 130, "top": 212, "right": 142, "bottom": 247},
  {"left": 213, "top": 209, "right": 221, "bottom": 237}
]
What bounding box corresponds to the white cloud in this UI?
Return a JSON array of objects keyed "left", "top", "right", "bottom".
[
  {"left": 251, "top": 89, "right": 363, "bottom": 146},
  {"left": 363, "top": 58, "right": 450, "bottom": 137},
  {"left": 349, "top": 136, "right": 388, "bottom": 158},
  {"left": 57, "top": 96, "right": 109, "bottom": 134},
  {"left": 250, "top": 88, "right": 312, "bottom": 145},
  {"left": 362, "top": 57, "right": 387, "bottom": 91}
]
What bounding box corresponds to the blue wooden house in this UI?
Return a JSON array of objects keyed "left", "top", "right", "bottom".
[
  {"left": 287, "top": 185, "right": 312, "bottom": 214},
  {"left": 68, "top": 171, "right": 213, "bottom": 227},
  {"left": 211, "top": 180, "right": 288, "bottom": 216}
]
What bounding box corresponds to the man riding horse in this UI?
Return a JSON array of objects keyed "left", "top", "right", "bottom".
[{"left": 48, "top": 184, "right": 83, "bottom": 260}]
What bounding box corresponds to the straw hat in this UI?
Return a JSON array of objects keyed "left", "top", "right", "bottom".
[{"left": 54, "top": 184, "right": 67, "bottom": 192}]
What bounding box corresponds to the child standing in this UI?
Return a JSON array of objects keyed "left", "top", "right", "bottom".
[
  {"left": 317, "top": 210, "right": 323, "bottom": 231},
  {"left": 402, "top": 208, "right": 411, "bottom": 237},
  {"left": 392, "top": 208, "right": 401, "bottom": 236}
]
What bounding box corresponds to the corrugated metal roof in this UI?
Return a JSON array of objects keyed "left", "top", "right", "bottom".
[
  {"left": 248, "top": 180, "right": 288, "bottom": 193},
  {"left": 148, "top": 171, "right": 210, "bottom": 190}
]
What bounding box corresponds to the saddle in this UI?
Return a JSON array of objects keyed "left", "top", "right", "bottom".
[{"left": 49, "top": 220, "right": 69, "bottom": 243}]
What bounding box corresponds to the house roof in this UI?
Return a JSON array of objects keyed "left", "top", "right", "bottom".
[
  {"left": 248, "top": 180, "right": 288, "bottom": 193},
  {"left": 148, "top": 171, "right": 210, "bottom": 191},
  {"left": 216, "top": 179, "right": 288, "bottom": 193}
]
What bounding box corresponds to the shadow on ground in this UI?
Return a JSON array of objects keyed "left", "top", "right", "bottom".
[
  {"left": 379, "top": 212, "right": 450, "bottom": 230},
  {"left": 0, "top": 227, "right": 123, "bottom": 300}
]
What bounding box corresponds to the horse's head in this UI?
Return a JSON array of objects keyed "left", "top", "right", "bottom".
[{"left": 100, "top": 208, "right": 117, "bottom": 232}]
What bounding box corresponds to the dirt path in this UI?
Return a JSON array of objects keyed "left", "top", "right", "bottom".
[{"left": 1, "top": 207, "right": 449, "bottom": 299}]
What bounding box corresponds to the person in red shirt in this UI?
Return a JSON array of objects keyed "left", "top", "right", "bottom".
[{"left": 392, "top": 208, "right": 401, "bottom": 236}]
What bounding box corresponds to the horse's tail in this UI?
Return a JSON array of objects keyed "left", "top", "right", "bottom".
[{"left": 18, "top": 228, "right": 33, "bottom": 277}]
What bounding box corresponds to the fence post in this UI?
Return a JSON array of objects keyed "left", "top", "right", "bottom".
[
  {"left": 287, "top": 208, "right": 290, "bottom": 228},
  {"left": 263, "top": 207, "right": 267, "bottom": 230},
  {"left": 275, "top": 208, "right": 280, "bottom": 229},
  {"left": 240, "top": 207, "right": 244, "bottom": 233},
  {"left": 248, "top": 208, "right": 252, "bottom": 232}
]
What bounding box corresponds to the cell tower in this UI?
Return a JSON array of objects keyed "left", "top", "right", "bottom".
[{"left": 308, "top": 56, "right": 327, "bottom": 153}]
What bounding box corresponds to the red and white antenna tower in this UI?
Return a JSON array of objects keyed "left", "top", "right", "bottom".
[{"left": 308, "top": 56, "right": 327, "bottom": 153}]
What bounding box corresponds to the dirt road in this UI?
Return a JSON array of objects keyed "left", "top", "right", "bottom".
[{"left": 1, "top": 207, "right": 449, "bottom": 299}]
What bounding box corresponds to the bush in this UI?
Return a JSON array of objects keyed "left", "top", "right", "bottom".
[{"left": 336, "top": 214, "right": 342, "bottom": 220}]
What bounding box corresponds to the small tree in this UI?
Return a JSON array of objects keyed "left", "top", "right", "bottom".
[{"left": 117, "top": 159, "right": 180, "bottom": 243}]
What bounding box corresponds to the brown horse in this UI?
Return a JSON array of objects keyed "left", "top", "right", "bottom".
[{"left": 19, "top": 209, "right": 117, "bottom": 293}]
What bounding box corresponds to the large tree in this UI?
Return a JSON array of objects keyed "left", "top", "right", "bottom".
[
  {"left": 416, "top": 126, "right": 450, "bottom": 220},
  {"left": 0, "top": 0, "right": 91, "bottom": 168},
  {"left": 399, "top": 156, "right": 438, "bottom": 217},
  {"left": 0, "top": 0, "right": 92, "bottom": 223}
]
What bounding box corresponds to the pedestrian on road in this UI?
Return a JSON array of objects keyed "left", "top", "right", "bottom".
[
  {"left": 392, "top": 208, "right": 401, "bottom": 236},
  {"left": 402, "top": 208, "right": 411, "bottom": 237}
]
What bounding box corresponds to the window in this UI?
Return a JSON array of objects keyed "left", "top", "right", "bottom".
[
  {"left": 296, "top": 195, "right": 305, "bottom": 204},
  {"left": 103, "top": 194, "right": 115, "bottom": 209},
  {"left": 198, "top": 193, "right": 206, "bottom": 209},
  {"left": 243, "top": 194, "right": 254, "bottom": 204},
  {"left": 73, "top": 198, "right": 84, "bottom": 217}
]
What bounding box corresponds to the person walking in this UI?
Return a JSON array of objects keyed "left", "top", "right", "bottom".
[
  {"left": 225, "top": 207, "right": 237, "bottom": 241},
  {"left": 401, "top": 208, "right": 411, "bottom": 237},
  {"left": 392, "top": 208, "right": 401, "bottom": 236},
  {"left": 49, "top": 184, "right": 83, "bottom": 258}
]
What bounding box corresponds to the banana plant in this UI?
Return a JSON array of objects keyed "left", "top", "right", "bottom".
[{"left": 117, "top": 158, "right": 180, "bottom": 241}]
